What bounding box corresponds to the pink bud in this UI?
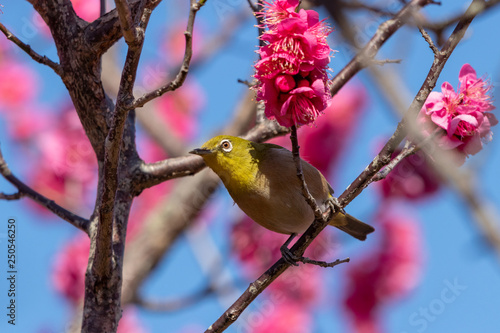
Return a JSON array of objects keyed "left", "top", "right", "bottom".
[{"left": 274, "top": 74, "right": 296, "bottom": 92}]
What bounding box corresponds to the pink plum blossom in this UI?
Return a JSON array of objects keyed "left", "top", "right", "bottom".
[
  {"left": 52, "top": 234, "right": 89, "bottom": 303},
  {"left": 379, "top": 149, "right": 440, "bottom": 201},
  {"left": 419, "top": 64, "right": 497, "bottom": 164},
  {"left": 343, "top": 210, "right": 423, "bottom": 333},
  {"left": 254, "top": 0, "right": 333, "bottom": 127}
]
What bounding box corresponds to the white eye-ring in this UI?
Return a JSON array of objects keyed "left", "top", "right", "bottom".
[{"left": 220, "top": 139, "right": 233, "bottom": 152}]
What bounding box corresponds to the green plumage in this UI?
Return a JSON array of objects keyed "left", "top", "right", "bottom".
[{"left": 190, "top": 135, "right": 374, "bottom": 240}]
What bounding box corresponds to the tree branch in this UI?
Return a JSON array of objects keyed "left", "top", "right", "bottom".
[
  {"left": 289, "top": 125, "right": 323, "bottom": 220},
  {"left": 130, "top": 0, "right": 207, "bottom": 109},
  {"left": 0, "top": 147, "right": 89, "bottom": 233},
  {"left": 0, "top": 22, "right": 62, "bottom": 76},
  {"left": 100, "top": 0, "right": 106, "bottom": 16},
  {"left": 133, "top": 284, "right": 217, "bottom": 312},
  {"left": 328, "top": 0, "right": 436, "bottom": 96},
  {"left": 81, "top": 3, "right": 155, "bottom": 333},
  {"left": 418, "top": 25, "right": 439, "bottom": 55},
  {"left": 414, "top": 0, "right": 500, "bottom": 44},
  {"left": 114, "top": 0, "right": 137, "bottom": 45},
  {"left": 338, "top": 0, "right": 481, "bottom": 207},
  {"left": 205, "top": 1, "right": 480, "bottom": 331},
  {"left": 0, "top": 192, "right": 24, "bottom": 200}
]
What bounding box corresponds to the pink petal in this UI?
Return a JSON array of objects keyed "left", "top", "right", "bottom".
[
  {"left": 441, "top": 81, "right": 456, "bottom": 96},
  {"left": 448, "top": 114, "right": 478, "bottom": 136},
  {"left": 430, "top": 111, "right": 450, "bottom": 130},
  {"left": 486, "top": 112, "right": 499, "bottom": 126},
  {"left": 462, "top": 134, "right": 483, "bottom": 155},
  {"left": 459, "top": 63, "right": 477, "bottom": 82},
  {"left": 302, "top": 9, "right": 319, "bottom": 27}
]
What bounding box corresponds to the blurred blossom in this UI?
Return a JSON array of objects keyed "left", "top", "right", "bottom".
[
  {"left": 269, "top": 264, "right": 323, "bottom": 307},
  {"left": 231, "top": 214, "right": 333, "bottom": 308},
  {"left": 0, "top": 34, "right": 10, "bottom": 56},
  {"left": 418, "top": 63, "right": 497, "bottom": 164},
  {"left": 71, "top": 0, "right": 100, "bottom": 22},
  {"left": 5, "top": 105, "right": 51, "bottom": 141},
  {"left": 231, "top": 214, "right": 332, "bottom": 271},
  {"left": 246, "top": 303, "right": 311, "bottom": 333},
  {"left": 31, "top": 11, "right": 52, "bottom": 38},
  {"left": 117, "top": 308, "right": 149, "bottom": 333},
  {"left": 30, "top": 109, "right": 97, "bottom": 214},
  {"left": 343, "top": 210, "right": 423, "bottom": 333},
  {"left": 162, "top": 23, "right": 203, "bottom": 68},
  {"left": 270, "top": 83, "right": 366, "bottom": 175},
  {"left": 379, "top": 149, "right": 441, "bottom": 200},
  {"left": 153, "top": 80, "right": 205, "bottom": 141},
  {"left": 0, "top": 60, "right": 38, "bottom": 110},
  {"left": 300, "top": 83, "right": 366, "bottom": 175},
  {"left": 52, "top": 234, "right": 88, "bottom": 303}
]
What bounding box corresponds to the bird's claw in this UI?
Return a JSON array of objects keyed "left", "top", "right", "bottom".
[
  {"left": 280, "top": 244, "right": 299, "bottom": 266},
  {"left": 327, "top": 196, "right": 345, "bottom": 215}
]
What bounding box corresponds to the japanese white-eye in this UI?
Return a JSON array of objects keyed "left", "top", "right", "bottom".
[{"left": 190, "top": 135, "right": 374, "bottom": 240}]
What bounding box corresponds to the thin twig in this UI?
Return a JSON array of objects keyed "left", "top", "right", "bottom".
[
  {"left": 237, "top": 79, "right": 254, "bottom": 87},
  {"left": 0, "top": 148, "right": 89, "bottom": 233},
  {"left": 0, "top": 22, "right": 62, "bottom": 75},
  {"left": 0, "top": 192, "right": 24, "bottom": 200},
  {"left": 328, "top": 0, "right": 436, "bottom": 96},
  {"left": 130, "top": 0, "right": 207, "bottom": 109},
  {"left": 418, "top": 25, "right": 439, "bottom": 54},
  {"left": 289, "top": 125, "right": 323, "bottom": 220},
  {"left": 372, "top": 58, "right": 403, "bottom": 66},
  {"left": 297, "top": 256, "right": 350, "bottom": 268},
  {"left": 415, "top": 0, "right": 500, "bottom": 43},
  {"left": 338, "top": 0, "right": 397, "bottom": 16},
  {"left": 370, "top": 141, "right": 419, "bottom": 184},
  {"left": 133, "top": 285, "right": 218, "bottom": 312}
]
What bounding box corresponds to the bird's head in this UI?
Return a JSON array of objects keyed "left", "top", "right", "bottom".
[{"left": 190, "top": 135, "right": 258, "bottom": 177}]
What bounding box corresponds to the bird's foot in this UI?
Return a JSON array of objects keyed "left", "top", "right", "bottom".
[
  {"left": 280, "top": 243, "right": 300, "bottom": 266},
  {"left": 279, "top": 233, "right": 350, "bottom": 268},
  {"left": 280, "top": 233, "right": 299, "bottom": 266},
  {"left": 326, "top": 196, "right": 345, "bottom": 216}
]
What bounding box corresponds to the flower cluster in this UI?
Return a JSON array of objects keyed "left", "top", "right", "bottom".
[
  {"left": 254, "top": 0, "right": 333, "bottom": 127},
  {"left": 418, "top": 64, "right": 497, "bottom": 164}
]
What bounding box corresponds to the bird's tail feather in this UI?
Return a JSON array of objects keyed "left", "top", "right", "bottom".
[{"left": 329, "top": 213, "right": 375, "bottom": 241}]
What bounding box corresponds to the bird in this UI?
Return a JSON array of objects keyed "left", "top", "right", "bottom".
[{"left": 190, "top": 135, "right": 374, "bottom": 259}]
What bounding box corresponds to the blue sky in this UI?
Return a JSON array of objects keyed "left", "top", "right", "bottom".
[{"left": 1, "top": 0, "right": 500, "bottom": 332}]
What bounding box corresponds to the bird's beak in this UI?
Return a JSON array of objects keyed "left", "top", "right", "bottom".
[{"left": 189, "top": 148, "right": 213, "bottom": 155}]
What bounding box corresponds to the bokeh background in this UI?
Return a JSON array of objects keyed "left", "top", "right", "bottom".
[{"left": 1, "top": 0, "right": 500, "bottom": 332}]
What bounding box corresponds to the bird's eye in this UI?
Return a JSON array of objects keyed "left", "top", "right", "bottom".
[{"left": 220, "top": 139, "right": 232, "bottom": 152}]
